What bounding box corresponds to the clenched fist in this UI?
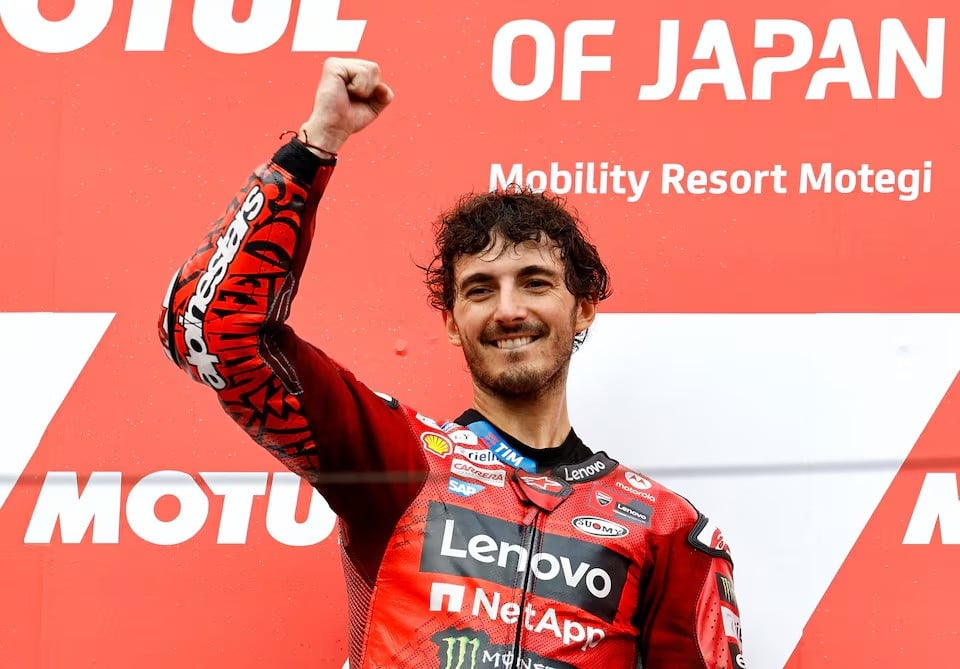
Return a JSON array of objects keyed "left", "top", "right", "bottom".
[{"left": 298, "top": 58, "right": 394, "bottom": 157}]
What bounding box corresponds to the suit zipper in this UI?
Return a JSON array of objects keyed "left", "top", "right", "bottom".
[{"left": 511, "top": 505, "right": 541, "bottom": 667}]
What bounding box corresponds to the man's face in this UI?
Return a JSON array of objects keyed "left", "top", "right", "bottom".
[{"left": 443, "top": 236, "right": 596, "bottom": 399}]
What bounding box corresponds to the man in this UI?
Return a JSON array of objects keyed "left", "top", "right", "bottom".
[{"left": 159, "top": 58, "right": 744, "bottom": 668}]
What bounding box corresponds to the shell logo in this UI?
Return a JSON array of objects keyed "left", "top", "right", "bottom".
[{"left": 421, "top": 432, "right": 452, "bottom": 458}]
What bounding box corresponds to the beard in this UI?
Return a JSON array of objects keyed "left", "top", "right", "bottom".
[{"left": 462, "top": 323, "right": 574, "bottom": 399}]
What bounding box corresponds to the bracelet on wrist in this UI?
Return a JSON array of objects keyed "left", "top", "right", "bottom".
[{"left": 279, "top": 130, "right": 338, "bottom": 158}]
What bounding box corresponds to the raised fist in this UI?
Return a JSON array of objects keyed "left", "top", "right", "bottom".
[{"left": 299, "top": 57, "right": 394, "bottom": 157}]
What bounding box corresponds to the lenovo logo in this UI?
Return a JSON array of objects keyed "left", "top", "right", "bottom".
[{"left": 419, "top": 503, "right": 630, "bottom": 622}]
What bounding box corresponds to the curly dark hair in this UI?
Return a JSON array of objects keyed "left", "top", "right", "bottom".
[{"left": 423, "top": 187, "right": 611, "bottom": 343}]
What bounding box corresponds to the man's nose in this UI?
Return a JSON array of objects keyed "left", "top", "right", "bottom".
[{"left": 493, "top": 288, "right": 528, "bottom": 323}]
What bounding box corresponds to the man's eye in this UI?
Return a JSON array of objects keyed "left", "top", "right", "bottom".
[
  {"left": 466, "top": 287, "right": 491, "bottom": 297},
  {"left": 526, "top": 280, "right": 551, "bottom": 289}
]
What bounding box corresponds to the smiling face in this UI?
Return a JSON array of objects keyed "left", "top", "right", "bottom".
[{"left": 443, "top": 235, "right": 597, "bottom": 399}]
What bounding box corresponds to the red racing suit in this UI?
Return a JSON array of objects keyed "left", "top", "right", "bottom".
[{"left": 158, "top": 139, "right": 746, "bottom": 669}]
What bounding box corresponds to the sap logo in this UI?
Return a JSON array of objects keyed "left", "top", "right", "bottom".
[
  {"left": 1, "top": 0, "right": 366, "bottom": 54},
  {"left": 448, "top": 477, "right": 484, "bottom": 498},
  {"left": 450, "top": 459, "right": 506, "bottom": 487}
]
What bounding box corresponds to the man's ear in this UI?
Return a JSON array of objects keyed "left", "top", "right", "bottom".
[
  {"left": 575, "top": 298, "right": 597, "bottom": 335},
  {"left": 443, "top": 310, "right": 462, "bottom": 347}
]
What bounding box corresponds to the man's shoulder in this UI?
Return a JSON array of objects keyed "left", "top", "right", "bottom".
[{"left": 607, "top": 465, "right": 733, "bottom": 563}]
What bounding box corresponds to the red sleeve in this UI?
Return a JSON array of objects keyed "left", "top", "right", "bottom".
[
  {"left": 640, "top": 510, "right": 746, "bottom": 669},
  {"left": 157, "top": 140, "right": 427, "bottom": 523}
]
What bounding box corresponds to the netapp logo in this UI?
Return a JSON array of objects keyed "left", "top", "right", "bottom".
[{"left": 420, "top": 503, "right": 630, "bottom": 622}]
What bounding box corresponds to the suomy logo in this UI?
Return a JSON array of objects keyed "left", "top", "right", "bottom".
[
  {"left": 420, "top": 503, "right": 630, "bottom": 622},
  {"left": 1, "top": 0, "right": 366, "bottom": 54},
  {"left": 572, "top": 516, "right": 628, "bottom": 538}
]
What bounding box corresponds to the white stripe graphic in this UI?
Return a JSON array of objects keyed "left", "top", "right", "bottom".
[
  {"left": 0, "top": 312, "right": 114, "bottom": 510},
  {"left": 569, "top": 313, "right": 960, "bottom": 669}
]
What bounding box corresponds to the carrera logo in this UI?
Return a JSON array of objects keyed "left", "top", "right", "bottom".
[
  {"left": 450, "top": 459, "right": 506, "bottom": 487},
  {"left": 572, "top": 516, "right": 629, "bottom": 539},
  {"left": 0, "top": 0, "right": 366, "bottom": 54},
  {"left": 179, "top": 186, "right": 264, "bottom": 390},
  {"left": 420, "top": 503, "right": 630, "bottom": 622}
]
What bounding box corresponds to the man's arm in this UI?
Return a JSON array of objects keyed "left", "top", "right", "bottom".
[
  {"left": 157, "top": 60, "right": 426, "bottom": 520},
  {"left": 639, "top": 512, "right": 746, "bottom": 668}
]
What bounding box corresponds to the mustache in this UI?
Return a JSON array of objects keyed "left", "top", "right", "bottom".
[{"left": 482, "top": 323, "right": 546, "bottom": 340}]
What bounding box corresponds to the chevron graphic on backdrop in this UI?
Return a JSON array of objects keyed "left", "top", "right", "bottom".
[
  {"left": 568, "top": 313, "right": 960, "bottom": 669},
  {"left": 0, "top": 313, "right": 114, "bottom": 510}
]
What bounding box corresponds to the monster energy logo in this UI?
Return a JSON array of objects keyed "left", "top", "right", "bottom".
[
  {"left": 437, "top": 634, "right": 481, "bottom": 669},
  {"left": 431, "top": 627, "right": 578, "bottom": 669},
  {"left": 716, "top": 573, "right": 739, "bottom": 609}
]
